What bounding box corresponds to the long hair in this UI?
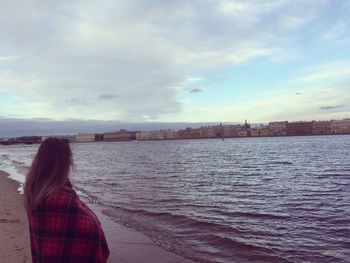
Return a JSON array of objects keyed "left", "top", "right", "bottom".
[{"left": 24, "top": 138, "right": 73, "bottom": 213}]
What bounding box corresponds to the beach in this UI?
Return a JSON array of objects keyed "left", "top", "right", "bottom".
[
  {"left": 0, "top": 171, "right": 31, "bottom": 263},
  {"left": 0, "top": 170, "right": 193, "bottom": 263}
]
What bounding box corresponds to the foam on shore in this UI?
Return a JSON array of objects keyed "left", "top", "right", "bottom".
[{"left": 0, "top": 155, "right": 26, "bottom": 193}]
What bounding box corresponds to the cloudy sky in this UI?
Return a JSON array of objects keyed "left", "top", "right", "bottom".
[{"left": 1, "top": 0, "right": 349, "bottom": 133}]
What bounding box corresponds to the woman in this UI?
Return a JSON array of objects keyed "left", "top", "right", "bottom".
[{"left": 24, "top": 138, "right": 110, "bottom": 263}]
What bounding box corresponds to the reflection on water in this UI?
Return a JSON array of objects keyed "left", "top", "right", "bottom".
[{"left": 1, "top": 135, "right": 350, "bottom": 263}]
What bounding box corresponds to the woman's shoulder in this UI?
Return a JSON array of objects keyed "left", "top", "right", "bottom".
[
  {"left": 45, "top": 185, "right": 76, "bottom": 207},
  {"left": 49, "top": 186, "right": 100, "bottom": 224},
  {"left": 36, "top": 186, "right": 99, "bottom": 228}
]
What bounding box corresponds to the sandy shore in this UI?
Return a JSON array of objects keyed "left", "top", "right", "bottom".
[
  {"left": 0, "top": 171, "right": 31, "bottom": 263},
  {"left": 91, "top": 203, "right": 195, "bottom": 263},
  {"left": 0, "top": 171, "right": 194, "bottom": 263}
]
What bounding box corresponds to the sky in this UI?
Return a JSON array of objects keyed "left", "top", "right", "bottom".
[{"left": 0, "top": 0, "right": 350, "bottom": 135}]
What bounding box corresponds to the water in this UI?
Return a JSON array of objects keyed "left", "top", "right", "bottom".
[{"left": 1, "top": 135, "right": 350, "bottom": 263}]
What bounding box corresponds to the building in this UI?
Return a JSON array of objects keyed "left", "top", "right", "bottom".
[
  {"left": 251, "top": 127, "right": 269, "bottom": 137},
  {"left": 136, "top": 132, "right": 154, "bottom": 140},
  {"left": 236, "top": 120, "right": 251, "bottom": 137},
  {"left": 75, "top": 133, "right": 96, "bottom": 142},
  {"left": 177, "top": 128, "right": 200, "bottom": 139},
  {"left": 103, "top": 130, "right": 137, "bottom": 141},
  {"left": 331, "top": 119, "right": 350, "bottom": 134},
  {"left": 222, "top": 125, "right": 241, "bottom": 137},
  {"left": 269, "top": 121, "right": 288, "bottom": 136},
  {"left": 237, "top": 130, "right": 249, "bottom": 137},
  {"left": 199, "top": 126, "right": 217, "bottom": 138},
  {"left": 163, "top": 130, "right": 178, "bottom": 139},
  {"left": 136, "top": 131, "right": 167, "bottom": 140},
  {"left": 312, "top": 121, "right": 331, "bottom": 135},
  {"left": 286, "top": 122, "right": 313, "bottom": 136},
  {"left": 42, "top": 135, "right": 77, "bottom": 142},
  {"left": 6, "top": 136, "right": 42, "bottom": 144}
]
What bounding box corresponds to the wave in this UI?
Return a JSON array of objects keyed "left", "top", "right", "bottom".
[
  {"left": 206, "top": 209, "right": 290, "bottom": 220},
  {"left": 267, "top": 161, "right": 293, "bottom": 165},
  {"left": 197, "top": 234, "right": 297, "bottom": 263}
]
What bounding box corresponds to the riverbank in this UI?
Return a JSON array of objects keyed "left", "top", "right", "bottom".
[
  {"left": 91, "top": 203, "right": 195, "bottom": 263},
  {"left": 0, "top": 171, "right": 31, "bottom": 263},
  {"left": 0, "top": 170, "right": 194, "bottom": 263}
]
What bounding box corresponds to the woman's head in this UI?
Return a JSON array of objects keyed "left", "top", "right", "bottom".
[{"left": 24, "top": 138, "right": 73, "bottom": 213}]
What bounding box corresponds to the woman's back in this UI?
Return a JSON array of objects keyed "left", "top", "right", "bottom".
[
  {"left": 28, "top": 184, "right": 109, "bottom": 263},
  {"left": 25, "top": 138, "right": 109, "bottom": 263}
]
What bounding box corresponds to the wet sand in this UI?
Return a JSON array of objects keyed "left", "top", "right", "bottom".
[
  {"left": 0, "top": 171, "right": 193, "bottom": 263},
  {"left": 91, "top": 203, "right": 195, "bottom": 263}
]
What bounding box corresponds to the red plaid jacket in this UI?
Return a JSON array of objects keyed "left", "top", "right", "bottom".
[{"left": 27, "top": 185, "right": 110, "bottom": 263}]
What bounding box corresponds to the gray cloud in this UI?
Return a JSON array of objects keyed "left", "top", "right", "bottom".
[
  {"left": 190, "top": 88, "right": 205, "bottom": 93},
  {"left": 64, "top": 98, "right": 80, "bottom": 103},
  {"left": 319, "top": 105, "right": 345, "bottom": 110},
  {"left": 97, "top": 94, "right": 117, "bottom": 100}
]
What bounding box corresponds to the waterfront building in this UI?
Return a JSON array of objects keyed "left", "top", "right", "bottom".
[
  {"left": 177, "top": 128, "right": 200, "bottom": 139},
  {"left": 103, "top": 130, "right": 137, "bottom": 141},
  {"left": 269, "top": 121, "right": 288, "bottom": 136},
  {"left": 312, "top": 121, "right": 331, "bottom": 135},
  {"left": 163, "top": 130, "right": 178, "bottom": 139},
  {"left": 156, "top": 130, "right": 170, "bottom": 140},
  {"left": 222, "top": 125, "right": 241, "bottom": 137},
  {"left": 75, "top": 133, "right": 96, "bottom": 142},
  {"left": 237, "top": 130, "right": 249, "bottom": 137},
  {"left": 236, "top": 120, "right": 252, "bottom": 137},
  {"left": 42, "top": 135, "right": 77, "bottom": 142},
  {"left": 136, "top": 132, "right": 154, "bottom": 140},
  {"left": 135, "top": 132, "right": 143, "bottom": 140},
  {"left": 155, "top": 131, "right": 165, "bottom": 140},
  {"left": 286, "top": 122, "right": 313, "bottom": 136},
  {"left": 331, "top": 119, "right": 350, "bottom": 134},
  {"left": 0, "top": 138, "right": 10, "bottom": 145},
  {"left": 199, "top": 126, "right": 217, "bottom": 138},
  {"left": 251, "top": 127, "right": 269, "bottom": 137},
  {"left": 136, "top": 131, "right": 166, "bottom": 140}
]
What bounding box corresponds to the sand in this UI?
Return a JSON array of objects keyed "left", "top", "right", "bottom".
[
  {"left": 0, "top": 171, "right": 31, "bottom": 263},
  {"left": 0, "top": 171, "right": 194, "bottom": 263},
  {"left": 91, "top": 204, "right": 195, "bottom": 263}
]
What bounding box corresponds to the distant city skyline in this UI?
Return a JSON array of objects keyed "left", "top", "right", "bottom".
[
  {"left": 1, "top": 1, "right": 349, "bottom": 126},
  {"left": 0, "top": 117, "right": 349, "bottom": 138}
]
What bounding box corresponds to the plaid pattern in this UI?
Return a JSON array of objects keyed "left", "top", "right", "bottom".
[{"left": 28, "top": 185, "right": 110, "bottom": 263}]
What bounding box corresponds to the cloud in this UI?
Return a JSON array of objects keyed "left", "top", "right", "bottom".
[
  {"left": 64, "top": 98, "right": 80, "bottom": 103},
  {"left": 0, "top": 55, "right": 21, "bottom": 62},
  {"left": 295, "top": 60, "right": 350, "bottom": 83},
  {"left": 0, "top": 0, "right": 346, "bottom": 122},
  {"left": 163, "top": 83, "right": 350, "bottom": 123},
  {"left": 319, "top": 105, "right": 345, "bottom": 110},
  {"left": 97, "top": 94, "right": 117, "bottom": 100},
  {"left": 185, "top": 77, "right": 203, "bottom": 83},
  {"left": 189, "top": 88, "right": 204, "bottom": 93}
]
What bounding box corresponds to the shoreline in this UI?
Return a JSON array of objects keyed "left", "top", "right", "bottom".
[
  {"left": 0, "top": 170, "right": 194, "bottom": 263},
  {"left": 0, "top": 171, "right": 31, "bottom": 263},
  {"left": 90, "top": 203, "right": 195, "bottom": 263}
]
